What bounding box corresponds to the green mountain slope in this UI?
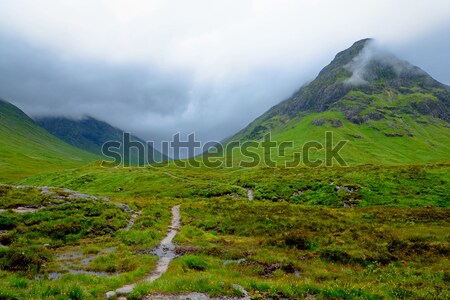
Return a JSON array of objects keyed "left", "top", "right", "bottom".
[
  {"left": 229, "top": 38, "right": 450, "bottom": 165},
  {"left": 35, "top": 116, "right": 168, "bottom": 164},
  {"left": 0, "top": 99, "right": 97, "bottom": 182}
]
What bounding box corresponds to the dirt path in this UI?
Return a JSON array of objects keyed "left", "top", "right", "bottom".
[
  {"left": 107, "top": 205, "right": 181, "bottom": 298},
  {"left": 164, "top": 172, "right": 190, "bottom": 182},
  {"left": 246, "top": 189, "right": 254, "bottom": 201},
  {"left": 124, "top": 211, "right": 141, "bottom": 231},
  {"left": 141, "top": 284, "right": 250, "bottom": 300}
]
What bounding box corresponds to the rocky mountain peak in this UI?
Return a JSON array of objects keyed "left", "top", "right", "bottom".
[{"left": 262, "top": 38, "right": 449, "bottom": 120}]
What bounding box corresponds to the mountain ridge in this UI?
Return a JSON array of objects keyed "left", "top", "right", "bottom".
[
  {"left": 35, "top": 116, "right": 168, "bottom": 164},
  {"left": 232, "top": 38, "right": 450, "bottom": 141}
]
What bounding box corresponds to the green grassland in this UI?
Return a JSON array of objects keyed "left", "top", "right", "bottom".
[
  {"left": 0, "top": 161, "right": 445, "bottom": 299},
  {"left": 21, "top": 161, "right": 450, "bottom": 208},
  {"left": 0, "top": 99, "right": 97, "bottom": 182}
]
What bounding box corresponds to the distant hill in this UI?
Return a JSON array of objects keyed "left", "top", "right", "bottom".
[
  {"left": 229, "top": 38, "right": 450, "bottom": 165},
  {"left": 0, "top": 99, "right": 97, "bottom": 182},
  {"left": 35, "top": 116, "right": 168, "bottom": 165}
]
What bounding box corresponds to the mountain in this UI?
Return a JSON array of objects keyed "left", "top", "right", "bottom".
[
  {"left": 35, "top": 116, "right": 168, "bottom": 165},
  {"left": 230, "top": 38, "right": 450, "bottom": 165},
  {"left": 0, "top": 99, "right": 97, "bottom": 182}
]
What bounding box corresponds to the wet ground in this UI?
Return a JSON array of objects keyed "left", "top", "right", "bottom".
[{"left": 109, "top": 205, "right": 181, "bottom": 298}]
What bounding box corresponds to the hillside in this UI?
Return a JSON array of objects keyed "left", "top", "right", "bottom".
[
  {"left": 35, "top": 116, "right": 168, "bottom": 165},
  {"left": 230, "top": 39, "right": 450, "bottom": 165},
  {"left": 0, "top": 99, "right": 97, "bottom": 182}
]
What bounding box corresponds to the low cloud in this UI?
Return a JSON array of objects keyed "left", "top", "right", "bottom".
[
  {"left": 344, "top": 40, "right": 426, "bottom": 86},
  {"left": 0, "top": 33, "right": 310, "bottom": 148}
]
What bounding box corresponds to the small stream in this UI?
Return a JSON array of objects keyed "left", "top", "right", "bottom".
[
  {"left": 110, "top": 205, "right": 181, "bottom": 297},
  {"left": 124, "top": 211, "right": 141, "bottom": 231},
  {"left": 247, "top": 189, "right": 254, "bottom": 201}
]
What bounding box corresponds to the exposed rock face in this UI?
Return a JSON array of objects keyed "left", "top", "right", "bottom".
[
  {"left": 267, "top": 39, "right": 449, "bottom": 120},
  {"left": 231, "top": 38, "right": 450, "bottom": 141}
]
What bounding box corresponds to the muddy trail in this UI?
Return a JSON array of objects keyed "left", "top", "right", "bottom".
[{"left": 107, "top": 205, "right": 181, "bottom": 298}]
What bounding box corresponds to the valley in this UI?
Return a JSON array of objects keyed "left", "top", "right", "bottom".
[{"left": 0, "top": 38, "right": 449, "bottom": 300}]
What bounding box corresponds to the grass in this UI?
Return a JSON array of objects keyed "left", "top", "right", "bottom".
[
  {"left": 20, "top": 162, "right": 450, "bottom": 208},
  {"left": 227, "top": 111, "right": 450, "bottom": 167},
  {"left": 0, "top": 99, "right": 97, "bottom": 183},
  {"left": 0, "top": 161, "right": 445, "bottom": 299},
  {"left": 0, "top": 185, "right": 175, "bottom": 299},
  {"left": 124, "top": 199, "right": 450, "bottom": 299}
]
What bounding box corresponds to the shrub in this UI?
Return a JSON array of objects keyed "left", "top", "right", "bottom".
[
  {"left": 0, "top": 185, "right": 12, "bottom": 197},
  {"left": 82, "top": 245, "right": 101, "bottom": 255},
  {"left": 67, "top": 285, "right": 84, "bottom": 300},
  {"left": 0, "top": 288, "right": 20, "bottom": 300},
  {"left": 0, "top": 215, "right": 17, "bottom": 230},
  {"left": 320, "top": 249, "right": 353, "bottom": 264},
  {"left": 182, "top": 255, "right": 208, "bottom": 271},
  {"left": 268, "top": 231, "right": 313, "bottom": 250},
  {"left": 10, "top": 278, "right": 27, "bottom": 288},
  {"left": 283, "top": 234, "right": 311, "bottom": 250},
  {"left": 0, "top": 245, "right": 51, "bottom": 272}
]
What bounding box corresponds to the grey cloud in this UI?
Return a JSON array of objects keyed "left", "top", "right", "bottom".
[
  {"left": 344, "top": 40, "right": 426, "bottom": 86},
  {"left": 0, "top": 34, "right": 192, "bottom": 118},
  {"left": 1, "top": 20, "right": 450, "bottom": 153},
  {"left": 390, "top": 24, "right": 450, "bottom": 86},
  {"left": 0, "top": 32, "right": 316, "bottom": 148}
]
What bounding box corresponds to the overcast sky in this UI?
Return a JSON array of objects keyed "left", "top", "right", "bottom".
[{"left": 0, "top": 0, "right": 450, "bottom": 148}]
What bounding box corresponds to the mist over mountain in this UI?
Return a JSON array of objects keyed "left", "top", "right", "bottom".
[{"left": 233, "top": 38, "right": 450, "bottom": 142}]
